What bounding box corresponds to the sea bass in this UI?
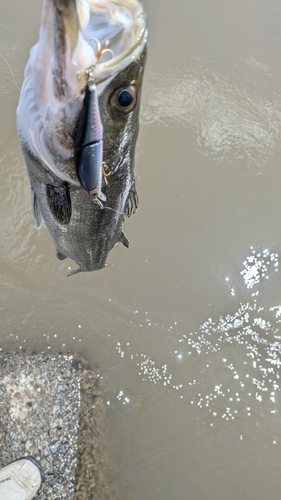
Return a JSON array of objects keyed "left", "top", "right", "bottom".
[{"left": 17, "top": 0, "right": 147, "bottom": 275}]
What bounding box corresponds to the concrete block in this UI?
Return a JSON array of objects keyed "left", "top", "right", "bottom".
[{"left": 0, "top": 353, "right": 114, "bottom": 499}]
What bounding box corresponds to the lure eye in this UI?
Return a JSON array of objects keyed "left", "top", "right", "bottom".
[{"left": 110, "top": 85, "right": 137, "bottom": 115}]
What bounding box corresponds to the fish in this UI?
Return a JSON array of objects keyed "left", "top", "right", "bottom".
[{"left": 16, "top": 0, "right": 147, "bottom": 275}]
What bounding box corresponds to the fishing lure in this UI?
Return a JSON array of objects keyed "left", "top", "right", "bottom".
[{"left": 75, "top": 40, "right": 113, "bottom": 205}]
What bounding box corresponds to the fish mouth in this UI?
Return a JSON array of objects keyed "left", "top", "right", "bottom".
[
  {"left": 78, "top": 1, "right": 147, "bottom": 80},
  {"left": 53, "top": 0, "right": 148, "bottom": 93}
]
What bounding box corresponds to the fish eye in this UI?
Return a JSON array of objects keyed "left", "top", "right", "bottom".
[
  {"left": 118, "top": 90, "right": 133, "bottom": 107},
  {"left": 110, "top": 85, "right": 137, "bottom": 115}
]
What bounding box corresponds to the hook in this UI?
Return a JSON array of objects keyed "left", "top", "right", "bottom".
[{"left": 86, "top": 38, "right": 114, "bottom": 82}]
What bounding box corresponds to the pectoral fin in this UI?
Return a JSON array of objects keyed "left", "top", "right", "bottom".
[
  {"left": 31, "top": 189, "right": 43, "bottom": 228},
  {"left": 46, "top": 183, "right": 71, "bottom": 224},
  {"left": 125, "top": 183, "right": 139, "bottom": 218}
]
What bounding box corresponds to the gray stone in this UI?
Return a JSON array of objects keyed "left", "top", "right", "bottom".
[{"left": 0, "top": 353, "right": 114, "bottom": 499}]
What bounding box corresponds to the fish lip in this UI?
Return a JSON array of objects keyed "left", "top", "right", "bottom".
[
  {"left": 67, "top": 260, "right": 115, "bottom": 276},
  {"left": 71, "top": 257, "right": 107, "bottom": 273},
  {"left": 67, "top": 262, "right": 106, "bottom": 276},
  {"left": 64, "top": 252, "right": 107, "bottom": 274}
]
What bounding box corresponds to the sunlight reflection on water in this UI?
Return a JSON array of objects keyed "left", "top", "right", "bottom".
[{"left": 112, "top": 247, "right": 281, "bottom": 429}]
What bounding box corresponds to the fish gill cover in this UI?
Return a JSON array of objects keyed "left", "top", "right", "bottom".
[{"left": 17, "top": 0, "right": 148, "bottom": 275}]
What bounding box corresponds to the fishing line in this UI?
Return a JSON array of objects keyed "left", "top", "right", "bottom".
[
  {"left": 0, "top": 53, "right": 21, "bottom": 91},
  {"left": 102, "top": 205, "right": 126, "bottom": 217}
]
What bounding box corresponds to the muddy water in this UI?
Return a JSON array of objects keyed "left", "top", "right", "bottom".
[{"left": 2, "top": 0, "right": 281, "bottom": 498}]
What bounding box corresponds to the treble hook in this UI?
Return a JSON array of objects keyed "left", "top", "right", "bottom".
[{"left": 86, "top": 38, "right": 114, "bottom": 82}]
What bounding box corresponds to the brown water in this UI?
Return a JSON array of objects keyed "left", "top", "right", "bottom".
[{"left": 2, "top": 0, "right": 281, "bottom": 498}]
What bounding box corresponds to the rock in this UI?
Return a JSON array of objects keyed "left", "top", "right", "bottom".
[{"left": 0, "top": 353, "right": 114, "bottom": 499}]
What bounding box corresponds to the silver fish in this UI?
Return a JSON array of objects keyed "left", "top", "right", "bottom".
[{"left": 17, "top": 0, "right": 147, "bottom": 275}]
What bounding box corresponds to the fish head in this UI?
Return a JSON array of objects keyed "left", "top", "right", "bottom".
[{"left": 17, "top": 0, "right": 147, "bottom": 273}]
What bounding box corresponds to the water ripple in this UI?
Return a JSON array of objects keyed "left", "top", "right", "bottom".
[{"left": 141, "top": 69, "right": 281, "bottom": 164}]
